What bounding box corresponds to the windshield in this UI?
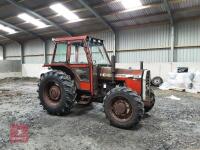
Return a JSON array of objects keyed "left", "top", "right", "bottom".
[{"left": 89, "top": 43, "right": 110, "bottom": 65}]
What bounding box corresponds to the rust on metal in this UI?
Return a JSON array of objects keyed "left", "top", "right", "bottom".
[
  {"left": 43, "top": 82, "right": 61, "bottom": 105},
  {"left": 49, "top": 85, "right": 61, "bottom": 101},
  {"left": 110, "top": 97, "right": 133, "bottom": 122}
]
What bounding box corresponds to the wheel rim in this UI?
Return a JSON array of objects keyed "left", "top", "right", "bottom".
[
  {"left": 110, "top": 97, "right": 133, "bottom": 122},
  {"left": 43, "top": 81, "right": 61, "bottom": 105},
  {"left": 49, "top": 85, "right": 61, "bottom": 101},
  {"left": 154, "top": 79, "right": 160, "bottom": 84}
]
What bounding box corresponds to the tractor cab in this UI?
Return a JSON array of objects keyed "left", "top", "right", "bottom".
[{"left": 45, "top": 36, "right": 111, "bottom": 96}]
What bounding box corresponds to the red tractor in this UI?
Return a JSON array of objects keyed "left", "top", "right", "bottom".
[{"left": 38, "top": 35, "right": 155, "bottom": 129}]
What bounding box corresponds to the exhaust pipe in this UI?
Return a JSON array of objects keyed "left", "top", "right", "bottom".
[
  {"left": 111, "top": 55, "right": 116, "bottom": 84},
  {"left": 140, "top": 61, "right": 144, "bottom": 70}
]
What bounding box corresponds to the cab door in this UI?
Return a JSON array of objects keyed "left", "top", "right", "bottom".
[{"left": 68, "top": 42, "right": 95, "bottom": 95}]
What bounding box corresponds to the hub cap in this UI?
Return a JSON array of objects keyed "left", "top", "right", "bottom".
[
  {"left": 111, "top": 97, "right": 133, "bottom": 122},
  {"left": 49, "top": 85, "right": 61, "bottom": 101},
  {"left": 154, "top": 79, "right": 160, "bottom": 84},
  {"left": 43, "top": 82, "right": 61, "bottom": 105}
]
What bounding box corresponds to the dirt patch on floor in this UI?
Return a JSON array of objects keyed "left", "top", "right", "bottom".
[
  {"left": 0, "top": 79, "right": 200, "bottom": 150},
  {"left": 0, "top": 77, "right": 38, "bottom": 84}
]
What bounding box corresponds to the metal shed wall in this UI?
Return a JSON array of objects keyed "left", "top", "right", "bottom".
[
  {"left": 116, "top": 23, "right": 171, "bottom": 63},
  {"left": 117, "top": 24, "right": 170, "bottom": 50},
  {"left": 89, "top": 31, "right": 115, "bottom": 52},
  {"left": 117, "top": 49, "right": 170, "bottom": 63},
  {"left": 175, "top": 19, "right": 200, "bottom": 62},
  {"left": 0, "top": 18, "right": 200, "bottom": 64},
  {"left": 115, "top": 19, "right": 200, "bottom": 63},
  {"left": 23, "top": 39, "right": 44, "bottom": 64},
  {"left": 5, "top": 42, "right": 21, "bottom": 60},
  {"left": 175, "top": 47, "right": 200, "bottom": 62},
  {"left": 175, "top": 19, "right": 200, "bottom": 47},
  {"left": 0, "top": 46, "right": 3, "bottom": 60}
]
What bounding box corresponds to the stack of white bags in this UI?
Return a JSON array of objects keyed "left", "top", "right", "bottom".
[
  {"left": 193, "top": 71, "right": 200, "bottom": 92},
  {"left": 159, "top": 70, "right": 200, "bottom": 93}
]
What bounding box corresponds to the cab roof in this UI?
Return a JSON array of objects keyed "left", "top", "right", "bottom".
[
  {"left": 52, "top": 35, "right": 104, "bottom": 44},
  {"left": 53, "top": 35, "right": 88, "bottom": 43}
]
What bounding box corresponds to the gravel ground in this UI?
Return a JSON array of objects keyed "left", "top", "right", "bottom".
[{"left": 0, "top": 78, "right": 200, "bottom": 150}]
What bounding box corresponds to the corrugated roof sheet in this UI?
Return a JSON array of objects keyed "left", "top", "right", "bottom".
[{"left": 0, "top": 0, "right": 200, "bottom": 43}]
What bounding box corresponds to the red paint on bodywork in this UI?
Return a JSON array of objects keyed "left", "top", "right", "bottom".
[
  {"left": 53, "top": 35, "right": 88, "bottom": 43},
  {"left": 80, "top": 82, "right": 90, "bottom": 91},
  {"left": 125, "top": 70, "right": 143, "bottom": 95},
  {"left": 100, "top": 67, "right": 143, "bottom": 96},
  {"left": 125, "top": 79, "right": 142, "bottom": 95}
]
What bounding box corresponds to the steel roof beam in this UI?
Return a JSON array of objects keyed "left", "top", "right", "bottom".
[
  {"left": 0, "top": 34, "right": 19, "bottom": 43},
  {"left": 16, "top": 5, "right": 200, "bottom": 30},
  {"left": 163, "top": 0, "right": 175, "bottom": 62},
  {"left": 0, "top": 44, "right": 6, "bottom": 60},
  {"left": 5, "top": 0, "right": 72, "bottom": 36},
  {"left": 163, "top": 0, "right": 174, "bottom": 24},
  {"left": 3, "top": 0, "right": 187, "bottom": 22},
  {"left": 0, "top": 19, "right": 45, "bottom": 40},
  {"left": 3, "top": 0, "right": 187, "bottom": 28},
  {"left": 77, "top": 0, "right": 115, "bottom": 33},
  {"left": 1, "top": 3, "right": 199, "bottom": 38}
]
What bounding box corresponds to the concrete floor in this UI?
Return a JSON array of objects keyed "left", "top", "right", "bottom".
[{"left": 0, "top": 78, "right": 200, "bottom": 150}]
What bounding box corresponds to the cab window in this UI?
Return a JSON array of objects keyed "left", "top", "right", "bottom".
[
  {"left": 70, "top": 42, "right": 89, "bottom": 81},
  {"left": 54, "top": 43, "right": 67, "bottom": 62},
  {"left": 70, "top": 43, "right": 88, "bottom": 64}
]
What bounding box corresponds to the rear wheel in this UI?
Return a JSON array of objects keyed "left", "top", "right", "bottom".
[
  {"left": 38, "top": 71, "right": 76, "bottom": 115},
  {"left": 104, "top": 87, "right": 144, "bottom": 129}
]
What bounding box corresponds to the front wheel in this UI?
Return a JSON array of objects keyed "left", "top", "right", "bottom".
[
  {"left": 144, "top": 90, "right": 155, "bottom": 112},
  {"left": 104, "top": 87, "right": 144, "bottom": 129}
]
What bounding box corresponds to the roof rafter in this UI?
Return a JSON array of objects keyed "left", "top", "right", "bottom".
[
  {"left": 0, "top": 19, "right": 45, "bottom": 40},
  {"left": 3, "top": 0, "right": 187, "bottom": 26},
  {"left": 163, "top": 0, "right": 174, "bottom": 24},
  {"left": 5, "top": 0, "right": 72, "bottom": 36},
  {"left": 77, "top": 0, "right": 115, "bottom": 33},
  {"left": 0, "top": 34, "right": 19, "bottom": 43},
  {"left": 1, "top": 3, "right": 199, "bottom": 39}
]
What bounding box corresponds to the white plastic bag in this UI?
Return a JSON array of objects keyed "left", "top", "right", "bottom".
[{"left": 193, "top": 71, "right": 200, "bottom": 83}]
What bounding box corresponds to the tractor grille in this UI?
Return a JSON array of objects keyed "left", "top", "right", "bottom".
[
  {"left": 146, "top": 70, "right": 151, "bottom": 89},
  {"left": 142, "top": 70, "right": 151, "bottom": 100}
]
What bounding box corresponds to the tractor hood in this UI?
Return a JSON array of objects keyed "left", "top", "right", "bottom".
[{"left": 99, "top": 67, "right": 143, "bottom": 80}]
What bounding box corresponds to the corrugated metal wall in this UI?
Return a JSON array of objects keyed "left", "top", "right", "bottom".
[
  {"left": 0, "top": 60, "right": 21, "bottom": 73},
  {"left": 117, "top": 24, "right": 170, "bottom": 50},
  {"left": 24, "top": 39, "right": 44, "bottom": 64},
  {"left": 5, "top": 42, "right": 21, "bottom": 60},
  {"left": 114, "top": 19, "right": 199, "bottom": 63},
  {"left": 175, "top": 19, "right": 200, "bottom": 47},
  {"left": 117, "top": 49, "right": 170, "bottom": 63},
  {"left": 1, "top": 18, "right": 200, "bottom": 63},
  {"left": 175, "top": 19, "right": 200, "bottom": 62},
  {"left": 175, "top": 48, "right": 200, "bottom": 62},
  {"left": 0, "top": 46, "right": 3, "bottom": 60},
  {"left": 116, "top": 23, "right": 170, "bottom": 63},
  {"left": 89, "top": 31, "right": 115, "bottom": 52}
]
